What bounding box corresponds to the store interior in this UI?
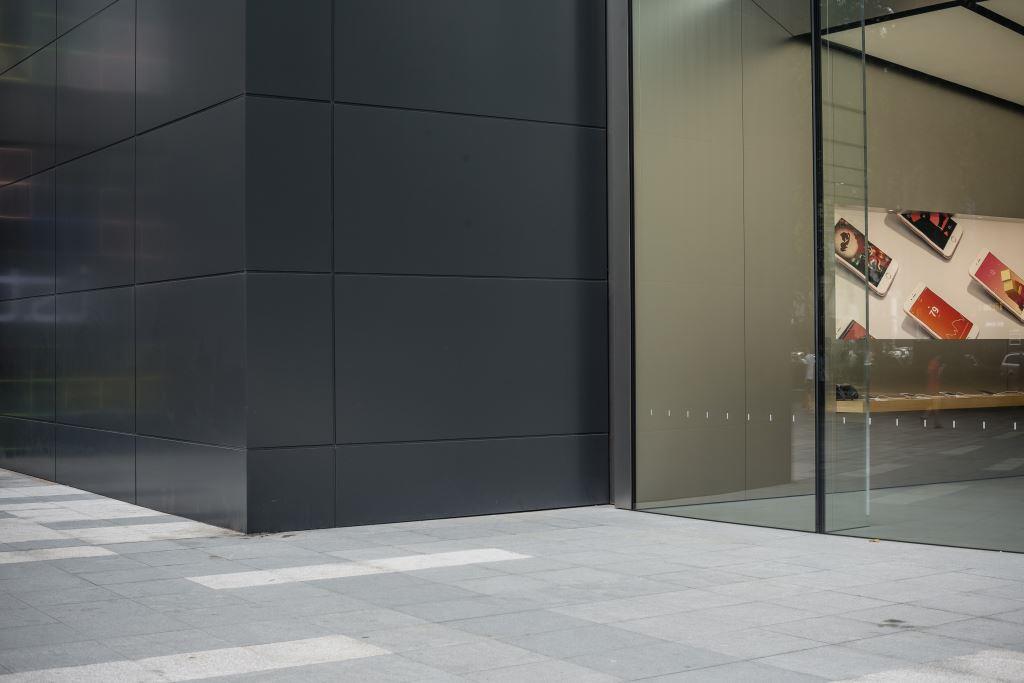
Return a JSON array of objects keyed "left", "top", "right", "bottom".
[{"left": 632, "top": 0, "right": 1024, "bottom": 552}]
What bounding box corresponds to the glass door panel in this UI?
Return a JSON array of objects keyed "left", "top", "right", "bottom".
[{"left": 820, "top": 0, "right": 871, "bottom": 532}]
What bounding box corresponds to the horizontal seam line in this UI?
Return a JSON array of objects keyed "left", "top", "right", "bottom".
[{"left": 332, "top": 99, "right": 608, "bottom": 130}]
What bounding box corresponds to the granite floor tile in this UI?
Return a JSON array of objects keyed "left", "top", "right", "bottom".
[
  {"left": 843, "top": 630, "right": 986, "bottom": 663},
  {"left": 401, "top": 639, "right": 546, "bottom": 674},
  {"left": 0, "top": 639, "right": 123, "bottom": 673},
  {"left": 568, "top": 640, "right": 735, "bottom": 680},
  {"left": 465, "top": 658, "right": 619, "bottom": 682},
  {"left": 644, "top": 660, "right": 826, "bottom": 682},
  {"left": 767, "top": 614, "right": 911, "bottom": 644},
  {"left": 759, "top": 644, "right": 912, "bottom": 679},
  {"left": 504, "top": 623, "right": 664, "bottom": 659}
]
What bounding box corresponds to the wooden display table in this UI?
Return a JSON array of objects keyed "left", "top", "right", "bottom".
[{"left": 836, "top": 392, "right": 1024, "bottom": 413}]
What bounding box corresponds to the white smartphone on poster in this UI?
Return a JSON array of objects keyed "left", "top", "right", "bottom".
[
  {"left": 903, "top": 282, "right": 980, "bottom": 340},
  {"left": 969, "top": 250, "right": 1024, "bottom": 324},
  {"left": 834, "top": 218, "right": 899, "bottom": 295},
  {"left": 895, "top": 211, "right": 963, "bottom": 259}
]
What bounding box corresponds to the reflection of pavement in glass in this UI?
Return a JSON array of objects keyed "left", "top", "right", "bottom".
[
  {"left": 837, "top": 476, "right": 1024, "bottom": 552},
  {"left": 645, "top": 405, "right": 1024, "bottom": 550}
]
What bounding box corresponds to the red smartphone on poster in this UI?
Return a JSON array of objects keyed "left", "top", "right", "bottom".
[
  {"left": 903, "top": 283, "right": 979, "bottom": 340},
  {"left": 969, "top": 250, "right": 1024, "bottom": 324},
  {"left": 837, "top": 320, "right": 872, "bottom": 341}
]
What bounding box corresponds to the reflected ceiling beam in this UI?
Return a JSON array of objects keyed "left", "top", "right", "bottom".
[{"left": 821, "top": 1, "right": 1024, "bottom": 109}]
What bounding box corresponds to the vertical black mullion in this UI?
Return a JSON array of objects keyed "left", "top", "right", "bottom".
[
  {"left": 330, "top": 0, "right": 337, "bottom": 527},
  {"left": 607, "top": 0, "right": 634, "bottom": 510},
  {"left": 811, "top": 0, "right": 826, "bottom": 535}
]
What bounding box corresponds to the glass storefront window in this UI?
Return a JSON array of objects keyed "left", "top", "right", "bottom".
[
  {"left": 630, "top": 0, "right": 1024, "bottom": 552},
  {"left": 632, "top": 0, "right": 816, "bottom": 531}
]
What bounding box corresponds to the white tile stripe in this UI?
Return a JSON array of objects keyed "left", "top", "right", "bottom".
[
  {"left": 67, "top": 521, "right": 235, "bottom": 544},
  {"left": 0, "top": 545, "right": 115, "bottom": 565},
  {"left": 187, "top": 548, "right": 531, "bottom": 589},
  {"left": 0, "top": 635, "right": 388, "bottom": 682},
  {"left": 0, "top": 485, "right": 79, "bottom": 499}
]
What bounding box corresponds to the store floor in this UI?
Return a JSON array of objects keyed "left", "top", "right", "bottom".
[{"left": 1, "top": 468, "right": 1023, "bottom": 681}]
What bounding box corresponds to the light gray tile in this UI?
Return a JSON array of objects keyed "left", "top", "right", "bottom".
[
  {"left": 402, "top": 640, "right": 545, "bottom": 674},
  {"left": 507, "top": 624, "right": 665, "bottom": 659},
  {"left": 309, "top": 607, "right": 427, "bottom": 635},
  {"left": 615, "top": 612, "right": 740, "bottom": 641},
  {"left": 253, "top": 653, "right": 463, "bottom": 682},
  {"left": 0, "top": 623, "right": 91, "bottom": 651},
  {"left": 38, "top": 598, "right": 192, "bottom": 638},
  {"left": 465, "top": 658, "right": 618, "bottom": 682},
  {"left": 760, "top": 644, "right": 911, "bottom": 679},
  {"left": 911, "top": 592, "right": 1024, "bottom": 617},
  {"left": 644, "top": 660, "right": 825, "bottom": 682},
  {"left": 672, "top": 627, "right": 825, "bottom": 659},
  {"left": 103, "top": 628, "right": 233, "bottom": 659},
  {"left": 927, "top": 617, "right": 1024, "bottom": 648},
  {"left": 767, "top": 615, "right": 909, "bottom": 644},
  {"left": 551, "top": 590, "right": 745, "bottom": 624},
  {"left": 0, "top": 605, "right": 55, "bottom": 629},
  {"left": 17, "top": 585, "right": 118, "bottom": 606},
  {"left": 569, "top": 640, "right": 734, "bottom": 679},
  {"left": 77, "top": 566, "right": 177, "bottom": 585},
  {"left": 688, "top": 601, "right": 820, "bottom": 629},
  {"left": 843, "top": 603, "right": 971, "bottom": 628},
  {"left": 361, "top": 623, "right": 484, "bottom": 652},
  {"left": 0, "top": 639, "right": 122, "bottom": 672},
  {"left": 202, "top": 616, "right": 334, "bottom": 647},
  {"left": 845, "top": 631, "right": 986, "bottom": 663},
  {"left": 766, "top": 591, "right": 893, "bottom": 616},
  {"left": 449, "top": 610, "right": 595, "bottom": 638},
  {"left": 396, "top": 596, "right": 541, "bottom": 622}
]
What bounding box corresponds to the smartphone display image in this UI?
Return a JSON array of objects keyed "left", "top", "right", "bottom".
[
  {"left": 838, "top": 320, "right": 872, "bottom": 341},
  {"left": 897, "top": 211, "right": 962, "bottom": 258},
  {"left": 834, "top": 218, "right": 899, "bottom": 295},
  {"left": 904, "top": 283, "right": 980, "bottom": 340},
  {"left": 970, "top": 250, "right": 1024, "bottom": 323}
]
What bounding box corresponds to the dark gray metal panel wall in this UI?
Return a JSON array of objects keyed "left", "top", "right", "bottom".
[
  {"left": 326, "top": 0, "right": 611, "bottom": 526},
  {"left": 335, "top": 276, "right": 608, "bottom": 444},
  {"left": 55, "top": 140, "right": 134, "bottom": 292},
  {"left": 336, "top": 435, "right": 610, "bottom": 526},
  {"left": 55, "top": 287, "right": 134, "bottom": 432},
  {"left": 58, "top": 1, "right": 119, "bottom": 35},
  {"left": 55, "top": 424, "right": 134, "bottom": 503},
  {"left": 135, "top": 0, "right": 244, "bottom": 132},
  {"left": 0, "top": 0, "right": 611, "bottom": 533},
  {"left": 135, "top": 98, "right": 245, "bottom": 283},
  {"left": 136, "top": 275, "right": 245, "bottom": 448},
  {"left": 246, "top": 273, "right": 334, "bottom": 449},
  {"left": 245, "top": 98, "right": 332, "bottom": 272},
  {"left": 0, "top": 46, "right": 55, "bottom": 187},
  {"left": 55, "top": 0, "right": 134, "bottom": 163},
  {"left": 0, "top": 295, "right": 55, "bottom": 420},
  {"left": 245, "top": 0, "right": 332, "bottom": 101},
  {"left": 334, "top": 0, "right": 606, "bottom": 126},
  {"left": 0, "top": 416, "right": 55, "bottom": 480},
  {"left": 0, "top": 171, "right": 55, "bottom": 301},
  {"left": 0, "top": 0, "right": 252, "bottom": 531},
  {"left": 136, "top": 435, "right": 246, "bottom": 531},
  {"left": 0, "top": 0, "right": 55, "bottom": 72},
  {"left": 334, "top": 105, "right": 607, "bottom": 279},
  {"left": 248, "top": 446, "right": 335, "bottom": 533}
]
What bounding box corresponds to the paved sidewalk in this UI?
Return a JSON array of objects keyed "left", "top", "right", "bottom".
[{"left": 0, "top": 468, "right": 1022, "bottom": 681}]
